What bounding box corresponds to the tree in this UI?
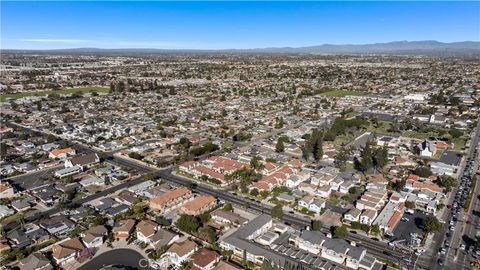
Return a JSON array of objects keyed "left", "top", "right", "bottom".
[
  {"left": 348, "top": 187, "right": 357, "bottom": 194},
  {"left": 335, "top": 146, "right": 351, "bottom": 170},
  {"left": 439, "top": 175, "right": 456, "bottom": 193},
  {"left": 144, "top": 173, "right": 155, "bottom": 181},
  {"left": 405, "top": 201, "right": 416, "bottom": 209},
  {"left": 128, "top": 152, "right": 143, "bottom": 160},
  {"left": 412, "top": 145, "right": 421, "bottom": 155},
  {"left": 179, "top": 137, "right": 192, "bottom": 149},
  {"left": 312, "top": 220, "right": 323, "bottom": 231},
  {"left": 261, "top": 260, "right": 274, "bottom": 270},
  {"left": 175, "top": 215, "right": 200, "bottom": 233},
  {"left": 448, "top": 129, "right": 463, "bottom": 139},
  {"left": 373, "top": 146, "right": 389, "bottom": 169},
  {"left": 275, "top": 138, "right": 285, "bottom": 153},
  {"left": 250, "top": 189, "right": 259, "bottom": 197},
  {"left": 359, "top": 141, "right": 373, "bottom": 172},
  {"left": 223, "top": 203, "right": 233, "bottom": 212},
  {"left": 424, "top": 216, "right": 442, "bottom": 233},
  {"left": 302, "top": 138, "right": 313, "bottom": 161},
  {"left": 227, "top": 167, "right": 256, "bottom": 192},
  {"left": 334, "top": 225, "right": 347, "bottom": 238},
  {"left": 0, "top": 143, "right": 8, "bottom": 156},
  {"left": 198, "top": 213, "right": 211, "bottom": 224},
  {"left": 131, "top": 202, "right": 148, "bottom": 220},
  {"left": 109, "top": 82, "right": 115, "bottom": 93},
  {"left": 312, "top": 130, "right": 324, "bottom": 162},
  {"left": 371, "top": 225, "right": 381, "bottom": 235},
  {"left": 414, "top": 167, "right": 432, "bottom": 178},
  {"left": 250, "top": 156, "right": 264, "bottom": 171},
  {"left": 271, "top": 204, "right": 284, "bottom": 218}
]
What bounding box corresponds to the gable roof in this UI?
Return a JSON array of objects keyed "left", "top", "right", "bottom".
[
  {"left": 68, "top": 153, "right": 99, "bottom": 166},
  {"left": 192, "top": 248, "right": 219, "bottom": 268},
  {"left": 150, "top": 187, "right": 191, "bottom": 206},
  {"left": 52, "top": 237, "right": 85, "bottom": 260},
  {"left": 167, "top": 240, "right": 197, "bottom": 257},
  {"left": 136, "top": 220, "right": 158, "bottom": 237}
]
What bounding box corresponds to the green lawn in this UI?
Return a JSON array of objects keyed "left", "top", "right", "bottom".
[
  {"left": 0, "top": 87, "right": 109, "bottom": 102},
  {"left": 322, "top": 90, "right": 368, "bottom": 97}
]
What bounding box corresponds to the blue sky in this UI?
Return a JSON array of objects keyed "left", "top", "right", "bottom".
[{"left": 2, "top": 1, "right": 479, "bottom": 49}]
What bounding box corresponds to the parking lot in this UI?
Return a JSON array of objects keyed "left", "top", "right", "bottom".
[{"left": 393, "top": 210, "right": 427, "bottom": 243}]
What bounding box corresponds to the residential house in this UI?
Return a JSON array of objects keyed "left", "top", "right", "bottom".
[
  {"left": 0, "top": 205, "right": 15, "bottom": 218},
  {"left": 113, "top": 219, "right": 136, "bottom": 240},
  {"left": 16, "top": 252, "right": 53, "bottom": 270},
  {"left": 11, "top": 197, "right": 35, "bottom": 212},
  {"left": 213, "top": 261, "right": 242, "bottom": 270},
  {"left": 0, "top": 182, "right": 15, "bottom": 198},
  {"left": 321, "top": 238, "right": 352, "bottom": 265},
  {"left": 356, "top": 188, "right": 388, "bottom": 211},
  {"left": 316, "top": 185, "right": 332, "bottom": 198},
  {"left": 149, "top": 228, "right": 179, "bottom": 249},
  {"left": 179, "top": 195, "right": 217, "bottom": 216},
  {"left": 162, "top": 239, "right": 198, "bottom": 267},
  {"left": 290, "top": 230, "right": 326, "bottom": 254},
  {"left": 343, "top": 208, "right": 361, "bottom": 224},
  {"left": 64, "top": 153, "right": 100, "bottom": 169},
  {"left": 210, "top": 208, "right": 248, "bottom": 227},
  {"left": 149, "top": 187, "right": 192, "bottom": 213},
  {"left": 51, "top": 237, "right": 88, "bottom": 266},
  {"left": 39, "top": 215, "right": 75, "bottom": 237},
  {"left": 81, "top": 225, "right": 107, "bottom": 248},
  {"left": 359, "top": 209, "right": 377, "bottom": 226},
  {"left": 136, "top": 220, "right": 159, "bottom": 244},
  {"left": 49, "top": 147, "right": 76, "bottom": 159},
  {"left": 79, "top": 176, "right": 105, "bottom": 187},
  {"left": 54, "top": 165, "right": 82, "bottom": 178},
  {"left": 192, "top": 249, "right": 220, "bottom": 270}
]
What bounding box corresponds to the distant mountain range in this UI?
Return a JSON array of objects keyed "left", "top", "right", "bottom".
[{"left": 3, "top": 41, "right": 480, "bottom": 56}]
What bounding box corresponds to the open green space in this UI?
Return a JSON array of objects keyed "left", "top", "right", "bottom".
[
  {"left": 0, "top": 87, "right": 109, "bottom": 102},
  {"left": 332, "top": 119, "right": 467, "bottom": 150},
  {"left": 322, "top": 90, "right": 368, "bottom": 97}
]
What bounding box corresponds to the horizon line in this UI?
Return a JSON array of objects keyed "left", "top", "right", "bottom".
[{"left": 2, "top": 39, "right": 480, "bottom": 51}]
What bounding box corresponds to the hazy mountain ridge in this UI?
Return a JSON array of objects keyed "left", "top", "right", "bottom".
[{"left": 3, "top": 41, "right": 480, "bottom": 56}]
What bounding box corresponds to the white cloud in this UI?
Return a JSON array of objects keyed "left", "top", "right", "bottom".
[{"left": 18, "top": 39, "right": 93, "bottom": 43}]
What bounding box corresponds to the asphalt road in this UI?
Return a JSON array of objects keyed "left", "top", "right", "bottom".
[
  {"left": 1, "top": 164, "right": 63, "bottom": 191},
  {"left": 77, "top": 248, "right": 152, "bottom": 270},
  {"left": 9, "top": 122, "right": 413, "bottom": 268},
  {"left": 419, "top": 118, "right": 480, "bottom": 270}
]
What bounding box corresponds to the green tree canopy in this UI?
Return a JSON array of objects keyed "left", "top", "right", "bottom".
[
  {"left": 271, "top": 204, "right": 284, "bottom": 218},
  {"left": 175, "top": 215, "right": 200, "bottom": 233},
  {"left": 424, "top": 216, "right": 442, "bottom": 233},
  {"left": 334, "top": 225, "right": 348, "bottom": 238}
]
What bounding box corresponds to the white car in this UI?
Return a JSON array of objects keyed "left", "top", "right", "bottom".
[
  {"left": 415, "top": 249, "right": 425, "bottom": 255},
  {"left": 459, "top": 244, "right": 466, "bottom": 250}
]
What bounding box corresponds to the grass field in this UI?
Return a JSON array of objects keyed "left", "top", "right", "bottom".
[
  {"left": 0, "top": 87, "right": 109, "bottom": 102},
  {"left": 322, "top": 90, "right": 368, "bottom": 97},
  {"left": 331, "top": 120, "right": 467, "bottom": 151}
]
